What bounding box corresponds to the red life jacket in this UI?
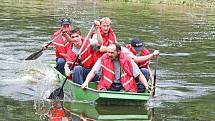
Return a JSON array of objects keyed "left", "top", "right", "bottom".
[
  {"left": 98, "top": 52, "right": 137, "bottom": 92},
  {"left": 100, "top": 27, "right": 116, "bottom": 46},
  {"left": 64, "top": 38, "right": 96, "bottom": 69},
  {"left": 52, "top": 29, "right": 71, "bottom": 59},
  {"left": 91, "top": 27, "right": 116, "bottom": 59},
  {"left": 125, "top": 44, "right": 150, "bottom": 68},
  {"left": 48, "top": 108, "right": 64, "bottom": 121}
]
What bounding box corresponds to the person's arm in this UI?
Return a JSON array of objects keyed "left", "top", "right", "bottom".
[
  {"left": 89, "top": 34, "right": 102, "bottom": 51},
  {"left": 133, "top": 50, "right": 159, "bottom": 63},
  {"left": 99, "top": 45, "right": 109, "bottom": 52},
  {"left": 42, "top": 41, "right": 50, "bottom": 50},
  {"left": 147, "top": 64, "right": 154, "bottom": 83},
  {"left": 62, "top": 32, "right": 73, "bottom": 43},
  {"left": 42, "top": 35, "right": 58, "bottom": 49},
  {"left": 64, "top": 62, "right": 71, "bottom": 77},
  {"left": 95, "top": 27, "right": 103, "bottom": 45},
  {"left": 94, "top": 20, "right": 104, "bottom": 45}
]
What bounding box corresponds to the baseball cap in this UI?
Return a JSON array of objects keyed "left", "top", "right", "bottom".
[
  {"left": 60, "top": 18, "right": 71, "bottom": 25},
  {"left": 130, "top": 38, "right": 144, "bottom": 51}
]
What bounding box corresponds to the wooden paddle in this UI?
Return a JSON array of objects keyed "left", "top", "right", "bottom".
[
  {"left": 48, "top": 24, "right": 95, "bottom": 100},
  {"left": 25, "top": 33, "right": 62, "bottom": 60},
  {"left": 153, "top": 56, "right": 159, "bottom": 96}
]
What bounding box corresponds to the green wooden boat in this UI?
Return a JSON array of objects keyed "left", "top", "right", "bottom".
[{"left": 48, "top": 61, "right": 153, "bottom": 105}]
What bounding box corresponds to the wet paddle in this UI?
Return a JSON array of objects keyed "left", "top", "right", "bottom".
[
  {"left": 48, "top": 24, "right": 95, "bottom": 100},
  {"left": 153, "top": 56, "right": 158, "bottom": 96},
  {"left": 25, "top": 34, "right": 61, "bottom": 60}
]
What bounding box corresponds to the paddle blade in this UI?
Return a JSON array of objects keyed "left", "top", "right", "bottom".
[
  {"left": 25, "top": 49, "right": 43, "bottom": 60},
  {"left": 48, "top": 88, "right": 64, "bottom": 100}
]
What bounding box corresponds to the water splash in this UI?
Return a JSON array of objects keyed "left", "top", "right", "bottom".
[{"left": 0, "top": 60, "right": 59, "bottom": 102}]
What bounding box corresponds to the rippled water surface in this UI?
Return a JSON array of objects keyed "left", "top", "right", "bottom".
[{"left": 0, "top": 0, "right": 215, "bottom": 120}]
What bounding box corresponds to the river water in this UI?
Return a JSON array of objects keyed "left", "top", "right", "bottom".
[{"left": 0, "top": 0, "right": 215, "bottom": 120}]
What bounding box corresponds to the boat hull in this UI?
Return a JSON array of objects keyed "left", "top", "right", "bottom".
[{"left": 48, "top": 61, "right": 152, "bottom": 105}]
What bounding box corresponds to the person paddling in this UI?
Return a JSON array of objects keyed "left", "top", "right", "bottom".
[
  {"left": 91, "top": 17, "right": 117, "bottom": 59},
  {"left": 82, "top": 43, "right": 152, "bottom": 92},
  {"left": 42, "top": 18, "right": 73, "bottom": 75},
  {"left": 62, "top": 27, "right": 101, "bottom": 85},
  {"left": 125, "top": 37, "right": 159, "bottom": 92}
]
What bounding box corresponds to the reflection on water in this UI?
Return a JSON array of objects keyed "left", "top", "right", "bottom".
[
  {"left": 34, "top": 100, "right": 153, "bottom": 121},
  {"left": 46, "top": 101, "right": 72, "bottom": 121},
  {"left": 0, "top": 0, "right": 215, "bottom": 120}
]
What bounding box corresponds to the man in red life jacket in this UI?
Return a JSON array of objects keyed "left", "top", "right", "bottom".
[
  {"left": 91, "top": 17, "right": 117, "bottom": 59},
  {"left": 125, "top": 37, "right": 159, "bottom": 92},
  {"left": 43, "top": 18, "right": 73, "bottom": 75},
  {"left": 63, "top": 28, "right": 101, "bottom": 85},
  {"left": 81, "top": 43, "right": 152, "bottom": 92}
]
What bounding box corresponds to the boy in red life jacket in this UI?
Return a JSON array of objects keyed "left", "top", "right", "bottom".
[
  {"left": 42, "top": 18, "right": 73, "bottom": 75},
  {"left": 62, "top": 28, "right": 101, "bottom": 85},
  {"left": 91, "top": 17, "right": 117, "bottom": 59},
  {"left": 81, "top": 43, "right": 152, "bottom": 92},
  {"left": 125, "top": 37, "right": 159, "bottom": 92}
]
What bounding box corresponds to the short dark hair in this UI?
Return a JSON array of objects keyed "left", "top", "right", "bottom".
[
  {"left": 113, "top": 43, "right": 121, "bottom": 52},
  {"left": 71, "top": 28, "right": 82, "bottom": 36}
]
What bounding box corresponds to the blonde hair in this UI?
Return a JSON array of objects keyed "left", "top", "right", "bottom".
[{"left": 100, "top": 17, "right": 112, "bottom": 24}]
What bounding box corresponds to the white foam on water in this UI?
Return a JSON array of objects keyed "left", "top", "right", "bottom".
[
  {"left": 160, "top": 52, "right": 191, "bottom": 56},
  {"left": 0, "top": 18, "right": 13, "bottom": 21},
  {"left": 0, "top": 75, "right": 34, "bottom": 84}
]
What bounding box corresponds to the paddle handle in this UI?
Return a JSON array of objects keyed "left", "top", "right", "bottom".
[
  {"left": 153, "top": 57, "right": 158, "bottom": 96},
  {"left": 43, "top": 33, "right": 62, "bottom": 49},
  {"left": 78, "top": 24, "right": 95, "bottom": 55},
  {"left": 44, "top": 41, "right": 53, "bottom": 49}
]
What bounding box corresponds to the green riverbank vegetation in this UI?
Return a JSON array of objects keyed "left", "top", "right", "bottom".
[{"left": 104, "top": 0, "right": 215, "bottom": 7}]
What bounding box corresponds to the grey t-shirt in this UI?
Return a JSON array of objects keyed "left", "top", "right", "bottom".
[
  {"left": 113, "top": 60, "right": 121, "bottom": 82},
  {"left": 72, "top": 45, "right": 80, "bottom": 54},
  {"left": 121, "top": 46, "right": 136, "bottom": 59},
  {"left": 71, "top": 39, "right": 99, "bottom": 58},
  {"left": 92, "top": 58, "right": 141, "bottom": 81}
]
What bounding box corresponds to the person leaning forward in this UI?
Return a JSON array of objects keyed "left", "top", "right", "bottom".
[{"left": 81, "top": 43, "right": 152, "bottom": 92}]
